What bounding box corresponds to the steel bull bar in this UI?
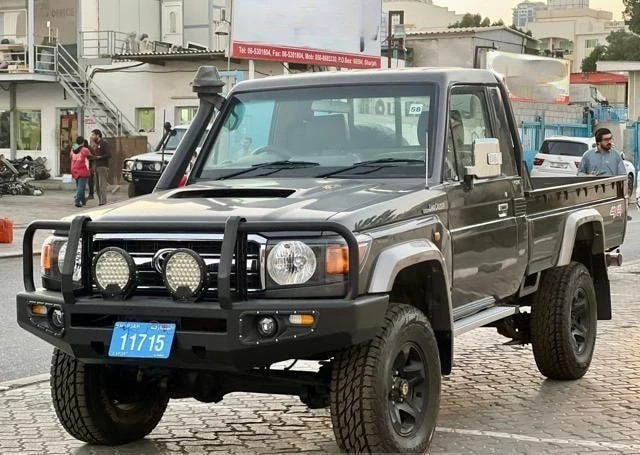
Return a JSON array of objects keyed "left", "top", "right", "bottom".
[{"left": 22, "top": 216, "right": 360, "bottom": 305}]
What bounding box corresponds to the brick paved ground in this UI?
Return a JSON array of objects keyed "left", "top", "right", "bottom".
[{"left": 2, "top": 265, "right": 639, "bottom": 454}]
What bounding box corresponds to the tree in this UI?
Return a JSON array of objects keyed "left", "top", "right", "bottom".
[
  {"left": 581, "top": 45, "right": 606, "bottom": 72},
  {"left": 623, "top": 0, "right": 640, "bottom": 35},
  {"left": 448, "top": 13, "right": 504, "bottom": 28},
  {"left": 580, "top": 30, "right": 640, "bottom": 72}
]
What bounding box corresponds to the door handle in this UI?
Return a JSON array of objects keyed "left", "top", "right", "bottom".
[{"left": 498, "top": 203, "right": 509, "bottom": 218}]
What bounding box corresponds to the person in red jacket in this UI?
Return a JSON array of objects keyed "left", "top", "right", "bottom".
[{"left": 69, "top": 136, "right": 92, "bottom": 207}]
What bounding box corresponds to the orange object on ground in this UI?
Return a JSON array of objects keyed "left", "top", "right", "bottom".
[{"left": 0, "top": 218, "right": 14, "bottom": 243}]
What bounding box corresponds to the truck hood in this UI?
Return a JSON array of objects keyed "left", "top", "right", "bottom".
[
  {"left": 127, "top": 150, "right": 175, "bottom": 162},
  {"left": 77, "top": 178, "right": 445, "bottom": 232}
]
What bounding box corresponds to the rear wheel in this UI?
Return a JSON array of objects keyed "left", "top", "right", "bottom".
[
  {"left": 50, "top": 349, "right": 168, "bottom": 445},
  {"left": 330, "top": 304, "right": 441, "bottom": 453},
  {"left": 531, "top": 262, "right": 597, "bottom": 380},
  {"left": 627, "top": 173, "right": 634, "bottom": 197}
]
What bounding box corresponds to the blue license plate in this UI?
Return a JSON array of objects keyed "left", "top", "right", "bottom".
[{"left": 109, "top": 322, "right": 176, "bottom": 359}]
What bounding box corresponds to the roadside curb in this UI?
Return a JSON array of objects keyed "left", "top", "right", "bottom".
[
  {"left": 0, "top": 373, "right": 49, "bottom": 392},
  {"left": 0, "top": 252, "right": 40, "bottom": 260}
]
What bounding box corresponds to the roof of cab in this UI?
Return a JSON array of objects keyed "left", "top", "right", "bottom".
[{"left": 228, "top": 67, "right": 500, "bottom": 94}]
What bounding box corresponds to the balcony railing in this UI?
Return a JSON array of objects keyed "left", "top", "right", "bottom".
[
  {"left": 79, "top": 30, "right": 138, "bottom": 59},
  {"left": 0, "top": 35, "right": 58, "bottom": 76}
]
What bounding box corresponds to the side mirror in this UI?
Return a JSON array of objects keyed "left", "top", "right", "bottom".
[{"left": 464, "top": 138, "right": 502, "bottom": 186}]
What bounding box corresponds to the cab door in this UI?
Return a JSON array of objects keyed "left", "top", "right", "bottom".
[{"left": 444, "top": 85, "right": 525, "bottom": 310}]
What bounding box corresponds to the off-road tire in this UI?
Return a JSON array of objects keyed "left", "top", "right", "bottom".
[
  {"left": 50, "top": 348, "right": 168, "bottom": 445},
  {"left": 330, "top": 304, "right": 441, "bottom": 453},
  {"left": 127, "top": 182, "right": 137, "bottom": 198},
  {"left": 531, "top": 262, "right": 597, "bottom": 380}
]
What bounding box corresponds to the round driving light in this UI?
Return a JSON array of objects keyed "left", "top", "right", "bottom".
[
  {"left": 257, "top": 316, "right": 277, "bottom": 338},
  {"left": 267, "top": 241, "right": 317, "bottom": 285},
  {"left": 153, "top": 162, "right": 162, "bottom": 171},
  {"left": 50, "top": 308, "right": 64, "bottom": 329},
  {"left": 92, "top": 247, "right": 137, "bottom": 298},
  {"left": 162, "top": 249, "right": 207, "bottom": 300},
  {"left": 135, "top": 161, "right": 143, "bottom": 170},
  {"left": 58, "top": 241, "right": 83, "bottom": 282}
]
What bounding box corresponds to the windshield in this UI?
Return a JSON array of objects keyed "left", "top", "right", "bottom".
[
  {"left": 196, "top": 84, "right": 436, "bottom": 179},
  {"left": 162, "top": 128, "right": 188, "bottom": 151},
  {"left": 540, "top": 140, "right": 590, "bottom": 157}
]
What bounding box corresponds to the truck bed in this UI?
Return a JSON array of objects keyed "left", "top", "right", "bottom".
[{"left": 525, "top": 176, "right": 627, "bottom": 273}]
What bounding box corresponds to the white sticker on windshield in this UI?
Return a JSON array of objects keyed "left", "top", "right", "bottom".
[{"left": 408, "top": 104, "right": 423, "bottom": 115}]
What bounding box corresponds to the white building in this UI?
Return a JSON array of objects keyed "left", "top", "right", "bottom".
[
  {"left": 382, "top": 0, "right": 463, "bottom": 33},
  {"left": 527, "top": 8, "right": 626, "bottom": 72},
  {"left": 548, "top": 0, "right": 589, "bottom": 9},
  {"left": 0, "top": 0, "right": 335, "bottom": 178},
  {"left": 512, "top": 2, "right": 547, "bottom": 28}
]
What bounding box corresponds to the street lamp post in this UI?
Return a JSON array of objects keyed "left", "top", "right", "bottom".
[{"left": 214, "top": 10, "right": 232, "bottom": 71}]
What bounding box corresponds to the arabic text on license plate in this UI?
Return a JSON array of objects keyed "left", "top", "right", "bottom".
[
  {"left": 108, "top": 322, "right": 176, "bottom": 359},
  {"left": 549, "top": 162, "right": 569, "bottom": 169}
]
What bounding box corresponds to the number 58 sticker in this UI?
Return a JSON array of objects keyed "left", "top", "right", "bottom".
[{"left": 610, "top": 204, "right": 623, "bottom": 219}]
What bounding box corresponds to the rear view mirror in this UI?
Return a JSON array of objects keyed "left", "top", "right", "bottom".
[{"left": 465, "top": 138, "right": 502, "bottom": 179}]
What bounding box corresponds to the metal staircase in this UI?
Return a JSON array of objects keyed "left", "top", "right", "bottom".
[{"left": 55, "top": 43, "right": 136, "bottom": 137}]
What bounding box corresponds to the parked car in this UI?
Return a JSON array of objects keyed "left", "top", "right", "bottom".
[
  {"left": 531, "top": 136, "right": 636, "bottom": 195},
  {"left": 18, "top": 67, "right": 628, "bottom": 453}
]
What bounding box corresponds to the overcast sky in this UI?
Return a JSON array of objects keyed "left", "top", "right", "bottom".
[{"left": 433, "top": 0, "right": 624, "bottom": 23}]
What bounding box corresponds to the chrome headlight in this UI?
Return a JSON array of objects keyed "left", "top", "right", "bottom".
[
  {"left": 267, "top": 241, "right": 317, "bottom": 285},
  {"left": 92, "top": 247, "right": 137, "bottom": 298},
  {"left": 123, "top": 160, "right": 134, "bottom": 171},
  {"left": 57, "top": 241, "right": 83, "bottom": 282},
  {"left": 162, "top": 249, "right": 207, "bottom": 300},
  {"left": 153, "top": 162, "right": 162, "bottom": 172},
  {"left": 135, "top": 161, "right": 143, "bottom": 170}
]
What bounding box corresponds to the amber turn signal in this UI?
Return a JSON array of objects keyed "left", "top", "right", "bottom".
[
  {"left": 326, "top": 244, "right": 369, "bottom": 275},
  {"left": 289, "top": 314, "right": 315, "bottom": 326},
  {"left": 41, "top": 243, "right": 52, "bottom": 272},
  {"left": 31, "top": 304, "right": 47, "bottom": 316}
]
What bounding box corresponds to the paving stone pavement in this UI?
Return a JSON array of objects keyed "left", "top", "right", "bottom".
[{"left": 1, "top": 265, "right": 639, "bottom": 454}]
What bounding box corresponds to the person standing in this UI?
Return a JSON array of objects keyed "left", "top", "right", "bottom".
[
  {"left": 577, "top": 128, "right": 626, "bottom": 177},
  {"left": 90, "top": 129, "right": 111, "bottom": 205},
  {"left": 69, "top": 136, "right": 92, "bottom": 207}
]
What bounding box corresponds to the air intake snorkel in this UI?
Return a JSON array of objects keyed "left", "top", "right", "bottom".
[{"left": 154, "top": 66, "right": 226, "bottom": 191}]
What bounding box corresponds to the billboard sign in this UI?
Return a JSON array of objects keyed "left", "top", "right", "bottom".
[
  {"left": 231, "top": 0, "right": 381, "bottom": 69},
  {"left": 486, "top": 51, "right": 570, "bottom": 104}
]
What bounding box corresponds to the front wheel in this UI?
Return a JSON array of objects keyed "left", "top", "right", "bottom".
[
  {"left": 50, "top": 349, "right": 168, "bottom": 445},
  {"left": 127, "top": 182, "right": 137, "bottom": 198},
  {"left": 330, "top": 304, "right": 441, "bottom": 453},
  {"left": 531, "top": 262, "right": 597, "bottom": 380}
]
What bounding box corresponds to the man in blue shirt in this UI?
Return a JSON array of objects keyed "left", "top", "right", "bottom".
[{"left": 577, "top": 128, "right": 626, "bottom": 177}]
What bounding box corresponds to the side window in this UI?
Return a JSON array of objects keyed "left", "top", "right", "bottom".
[
  {"left": 449, "top": 87, "right": 493, "bottom": 178},
  {"left": 488, "top": 87, "right": 518, "bottom": 176}
]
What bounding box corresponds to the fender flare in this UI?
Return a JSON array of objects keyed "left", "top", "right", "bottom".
[{"left": 556, "top": 209, "right": 604, "bottom": 267}]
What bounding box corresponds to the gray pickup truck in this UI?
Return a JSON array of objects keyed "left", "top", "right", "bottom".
[{"left": 17, "top": 66, "right": 627, "bottom": 453}]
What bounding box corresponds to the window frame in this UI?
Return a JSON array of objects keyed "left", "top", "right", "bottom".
[{"left": 135, "top": 107, "right": 155, "bottom": 132}]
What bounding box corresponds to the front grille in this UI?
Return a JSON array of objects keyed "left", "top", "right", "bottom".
[{"left": 92, "top": 236, "right": 264, "bottom": 298}]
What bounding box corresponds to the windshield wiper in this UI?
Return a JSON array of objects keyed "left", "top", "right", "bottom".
[
  {"left": 218, "top": 160, "right": 320, "bottom": 180},
  {"left": 317, "top": 158, "right": 425, "bottom": 178}
]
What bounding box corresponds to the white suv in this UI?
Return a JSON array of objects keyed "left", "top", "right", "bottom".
[{"left": 531, "top": 136, "right": 636, "bottom": 195}]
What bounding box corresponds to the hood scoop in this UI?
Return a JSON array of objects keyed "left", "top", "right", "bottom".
[{"left": 170, "top": 188, "right": 296, "bottom": 199}]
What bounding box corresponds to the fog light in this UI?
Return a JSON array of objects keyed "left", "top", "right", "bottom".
[
  {"left": 162, "top": 249, "right": 207, "bottom": 300},
  {"left": 93, "top": 247, "right": 137, "bottom": 298},
  {"left": 50, "top": 308, "right": 64, "bottom": 329},
  {"left": 257, "top": 316, "right": 277, "bottom": 337}
]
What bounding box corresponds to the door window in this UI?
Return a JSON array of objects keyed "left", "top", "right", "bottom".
[
  {"left": 487, "top": 87, "right": 518, "bottom": 176},
  {"left": 448, "top": 87, "right": 494, "bottom": 178}
]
